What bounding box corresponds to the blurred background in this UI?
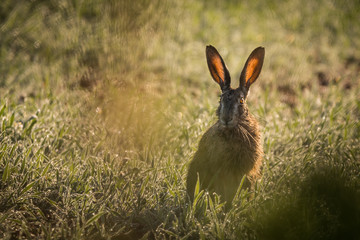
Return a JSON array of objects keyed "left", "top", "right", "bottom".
[
  {"left": 0, "top": 0, "right": 360, "bottom": 239},
  {"left": 2, "top": 0, "right": 359, "bottom": 94}
]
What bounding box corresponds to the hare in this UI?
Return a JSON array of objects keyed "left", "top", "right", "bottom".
[{"left": 186, "top": 45, "right": 265, "bottom": 204}]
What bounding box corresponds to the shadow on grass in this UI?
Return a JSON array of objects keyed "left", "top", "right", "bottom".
[{"left": 255, "top": 165, "right": 360, "bottom": 240}]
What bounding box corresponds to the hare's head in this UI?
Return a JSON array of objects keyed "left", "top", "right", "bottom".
[{"left": 206, "top": 45, "right": 265, "bottom": 128}]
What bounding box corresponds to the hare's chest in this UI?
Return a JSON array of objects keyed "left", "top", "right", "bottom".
[{"left": 203, "top": 132, "right": 255, "bottom": 171}]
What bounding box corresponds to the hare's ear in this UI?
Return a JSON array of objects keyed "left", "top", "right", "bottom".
[
  {"left": 206, "top": 45, "right": 231, "bottom": 91},
  {"left": 239, "top": 47, "right": 265, "bottom": 90}
]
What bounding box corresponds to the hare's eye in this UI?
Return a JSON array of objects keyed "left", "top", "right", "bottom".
[{"left": 240, "top": 98, "right": 244, "bottom": 104}]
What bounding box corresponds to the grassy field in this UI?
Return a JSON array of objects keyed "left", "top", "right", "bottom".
[{"left": 1, "top": 0, "right": 360, "bottom": 239}]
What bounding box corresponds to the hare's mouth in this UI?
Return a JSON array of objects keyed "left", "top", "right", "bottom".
[{"left": 220, "top": 119, "right": 236, "bottom": 128}]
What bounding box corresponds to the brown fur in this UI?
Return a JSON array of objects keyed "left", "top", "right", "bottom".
[
  {"left": 186, "top": 111, "right": 262, "bottom": 203},
  {"left": 186, "top": 45, "right": 265, "bottom": 204}
]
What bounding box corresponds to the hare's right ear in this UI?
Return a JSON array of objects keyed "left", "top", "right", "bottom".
[
  {"left": 239, "top": 47, "right": 265, "bottom": 91},
  {"left": 206, "top": 45, "right": 231, "bottom": 91}
]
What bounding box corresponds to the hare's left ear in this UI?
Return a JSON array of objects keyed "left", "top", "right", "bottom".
[
  {"left": 239, "top": 47, "right": 265, "bottom": 91},
  {"left": 206, "top": 45, "right": 231, "bottom": 91}
]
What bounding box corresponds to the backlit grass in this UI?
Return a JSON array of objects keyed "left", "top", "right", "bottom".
[{"left": 1, "top": 0, "right": 360, "bottom": 239}]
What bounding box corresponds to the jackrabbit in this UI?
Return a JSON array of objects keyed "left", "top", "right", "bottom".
[{"left": 186, "top": 45, "right": 265, "bottom": 204}]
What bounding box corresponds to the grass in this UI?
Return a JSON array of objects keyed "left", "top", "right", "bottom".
[{"left": 1, "top": 0, "right": 360, "bottom": 239}]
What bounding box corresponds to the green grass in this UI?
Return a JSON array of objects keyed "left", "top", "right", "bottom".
[{"left": 1, "top": 0, "right": 360, "bottom": 239}]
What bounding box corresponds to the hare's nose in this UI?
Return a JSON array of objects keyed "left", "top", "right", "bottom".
[{"left": 224, "top": 115, "right": 233, "bottom": 122}]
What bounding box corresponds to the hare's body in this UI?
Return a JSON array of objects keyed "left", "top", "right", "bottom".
[
  {"left": 186, "top": 45, "right": 265, "bottom": 204},
  {"left": 187, "top": 113, "right": 262, "bottom": 202}
]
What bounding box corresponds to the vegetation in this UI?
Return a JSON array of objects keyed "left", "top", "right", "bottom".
[{"left": 0, "top": 0, "right": 359, "bottom": 239}]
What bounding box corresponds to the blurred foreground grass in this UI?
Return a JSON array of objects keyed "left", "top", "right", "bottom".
[{"left": 1, "top": 0, "right": 360, "bottom": 239}]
